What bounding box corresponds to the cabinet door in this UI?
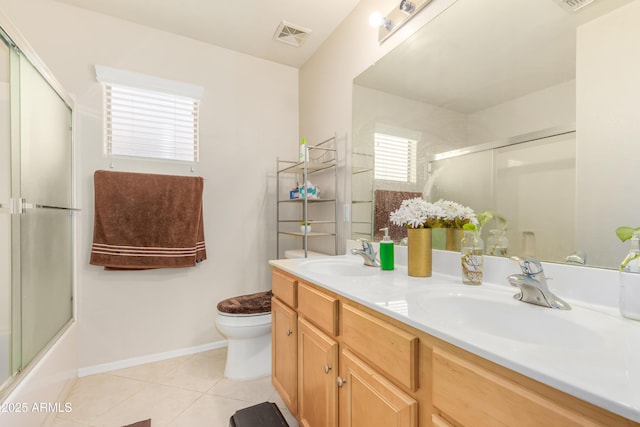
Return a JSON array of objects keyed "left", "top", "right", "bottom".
[
  {"left": 272, "top": 297, "right": 298, "bottom": 414},
  {"left": 298, "top": 317, "right": 339, "bottom": 427},
  {"left": 339, "top": 349, "right": 417, "bottom": 427}
]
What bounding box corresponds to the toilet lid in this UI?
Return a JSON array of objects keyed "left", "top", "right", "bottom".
[{"left": 217, "top": 290, "right": 272, "bottom": 315}]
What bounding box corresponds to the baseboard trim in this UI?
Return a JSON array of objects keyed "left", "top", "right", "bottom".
[{"left": 77, "top": 340, "right": 228, "bottom": 377}]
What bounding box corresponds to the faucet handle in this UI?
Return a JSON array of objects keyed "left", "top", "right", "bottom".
[
  {"left": 510, "top": 256, "right": 543, "bottom": 276},
  {"left": 356, "top": 239, "right": 374, "bottom": 253}
]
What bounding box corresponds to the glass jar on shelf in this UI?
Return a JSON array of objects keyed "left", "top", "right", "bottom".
[
  {"left": 486, "top": 228, "right": 508, "bottom": 256},
  {"left": 461, "top": 230, "right": 483, "bottom": 285}
]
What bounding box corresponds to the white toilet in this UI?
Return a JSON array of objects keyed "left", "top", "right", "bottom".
[
  {"left": 215, "top": 290, "right": 273, "bottom": 380},
  {"left": 215, "top": 251, "right": 325, "bottom": 380}
]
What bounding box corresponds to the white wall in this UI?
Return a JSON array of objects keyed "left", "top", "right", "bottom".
[
  {"left": 0, "top": 0, "right": 299, "bottom": 370},
  {"left": 576, "top": 1, "right": 640, "bottom": 268}
]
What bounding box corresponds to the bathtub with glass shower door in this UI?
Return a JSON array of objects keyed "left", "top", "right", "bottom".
[{"left": 0, "top": 26, "right": 75, "bottom": 397}]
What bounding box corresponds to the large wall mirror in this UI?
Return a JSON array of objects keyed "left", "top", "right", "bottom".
[{"left": 352, "top": 0, "right": 637, "bottom": 270}]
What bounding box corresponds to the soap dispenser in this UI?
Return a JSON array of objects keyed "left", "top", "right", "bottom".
[{"left": 379, "top": 227, "right": 394, "bottom": 271}]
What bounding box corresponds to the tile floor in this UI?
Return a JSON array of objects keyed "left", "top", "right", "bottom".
[{"left": 51, "top": 348, "right": 298, "bottom": 427}]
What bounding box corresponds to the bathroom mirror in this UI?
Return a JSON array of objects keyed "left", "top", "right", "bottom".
[{"left": 352, "top": 0, "right": 635, "bottom": 269}]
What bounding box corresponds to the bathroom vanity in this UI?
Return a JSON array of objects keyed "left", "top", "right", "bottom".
[{"left": 269, "top": 253, "right": 640, "bottom": 427}]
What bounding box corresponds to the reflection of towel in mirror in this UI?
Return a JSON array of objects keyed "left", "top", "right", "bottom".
[
  {"left": 374, "top": 190, "right": 422, "bottom": 242},
  {"left": 90, "top": 170, "right": 206, "bottom": 270}
]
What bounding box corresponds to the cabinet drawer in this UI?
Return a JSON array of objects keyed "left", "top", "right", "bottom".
[
  {"left": 271, "top": 270, "right": 297, "bottom": 308},
  {"left": 341, "top": 304, "right": 418, "bottom": 391},
  {"left": 297, "top": 282, "right": 338, "bottom": 336},
  {"left": 432, "top": 347, "right": 598, "bottom": 427}
]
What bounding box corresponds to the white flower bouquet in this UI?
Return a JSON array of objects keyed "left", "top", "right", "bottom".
[
  {"left": 434, "top": 199, "right": 477, "bottom": 229},
  {"left": 389, "top": 197, "right": 445, "bottom": 229}
]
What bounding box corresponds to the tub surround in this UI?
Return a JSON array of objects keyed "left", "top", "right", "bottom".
[
  {"left": 269, "top": 245, "right": 640, "bottom": 423},
  {"left": 0, "top": 323, "right": 77, "bottom": 427}
]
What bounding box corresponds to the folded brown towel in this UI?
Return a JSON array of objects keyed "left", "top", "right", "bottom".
[{"left": 90, "top": 170, "right": 206, "bottom": 269}]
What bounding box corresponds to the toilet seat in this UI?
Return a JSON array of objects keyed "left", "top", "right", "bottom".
[
  {"left": 215, "top": 290, "right": 273, "bottom": 380},
  {"left": 217, "top": 290, "right": 272, "bottom": 316}
]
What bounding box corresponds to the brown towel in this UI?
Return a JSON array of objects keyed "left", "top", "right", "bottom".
[
  {"left": 90, "top": 170, "right": 206, "bottom": 269},
  {"left": 374, "top": 189, "right": 422, "bottom": 242}
]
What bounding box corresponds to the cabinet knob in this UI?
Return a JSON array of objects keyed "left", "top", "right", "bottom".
[
  {"left": 337, "top": 377, "right": 346, "bottom": 388},
  {"left": 286, "top": 329, "right": 293, "bottom": 336},
  {"left": 323, "top": 364, "right": 332, "bottom": 374}
]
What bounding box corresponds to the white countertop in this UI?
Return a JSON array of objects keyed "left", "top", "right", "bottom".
[{"left": 269, "top": 251, "right": 640, "bottom": 422}]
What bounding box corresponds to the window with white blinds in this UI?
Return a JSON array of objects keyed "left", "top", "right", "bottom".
[
  {"left": 96, "top": 65, "right": 203, "bottom": 162},
  {"left": 374, "top": 132, "right": 417, "bottom": 183}
]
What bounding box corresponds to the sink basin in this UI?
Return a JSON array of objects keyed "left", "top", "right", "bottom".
[
  {"left": 411, "top": 287, "right": 601, "bottom": 348},
  {"left": 297, "top": 257, "right": 379, "bottom": 277}
]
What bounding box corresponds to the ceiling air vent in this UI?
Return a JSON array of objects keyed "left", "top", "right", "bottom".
[
  {"left": 555, "top": 0, "right": 596, "bottom": 12},
  {"left": 273, "top": 20, "right": 311, "bottom": 47}
]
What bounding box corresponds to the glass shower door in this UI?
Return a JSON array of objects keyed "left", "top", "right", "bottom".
[
  {"left": 0, "top": 24, "right": 74, "bottom": 396},
  {"left": 17, "top": 55, "right": 74, "bottom": 368}
]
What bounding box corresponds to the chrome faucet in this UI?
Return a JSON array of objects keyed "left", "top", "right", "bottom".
[
  {"left": 350, "top": 240, "right": 380, "bottom": 267},
  {"left": 507, "top": 256, "right": 571, "bottom": 310}
]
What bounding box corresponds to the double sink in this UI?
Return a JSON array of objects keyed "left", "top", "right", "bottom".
[{"left": 296, "top": 255, "right": 604, "bottom": 348}]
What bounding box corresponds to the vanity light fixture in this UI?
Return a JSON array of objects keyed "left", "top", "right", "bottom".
[
  {"left": 399, "top": 0, "right": 416, "bottom": 14},
  {"left": 373, "top": 0, "right": 433, "bottom": 44},
  {"left": 369, "top": 12, "right": 393, "bottom": 30}
]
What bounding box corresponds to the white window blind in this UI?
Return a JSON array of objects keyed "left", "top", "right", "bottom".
[
  {"left": 96, "top": 65, "right": 203, "bottom": 162},
  {"left": 374, "top": 133, "right": 417, "bottom": 183}
]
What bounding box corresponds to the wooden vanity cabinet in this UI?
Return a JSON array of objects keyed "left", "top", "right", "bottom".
[
  {"left": 270, "top": 267, "right": 639, "bottom": 427},
  {"left": 272, "top": 269, "right": 421, "bottom": 427}
]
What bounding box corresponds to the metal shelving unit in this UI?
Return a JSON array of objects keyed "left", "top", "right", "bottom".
[
  {"left": 276, "top": 135, "right": 338, "bottom": 258},
  {"left": 351, "top": 151, "right": 374, "bottom": 240}
]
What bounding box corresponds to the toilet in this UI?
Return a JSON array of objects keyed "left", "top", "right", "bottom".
[
  {"left": 216, "top": 290, "right": 273, "bottom": 380},
  {"left": 215, "top": 250, "right": 326, "bottom": 380}
]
